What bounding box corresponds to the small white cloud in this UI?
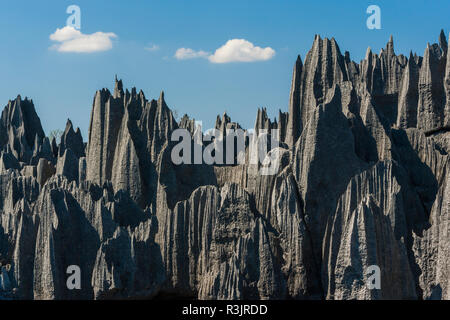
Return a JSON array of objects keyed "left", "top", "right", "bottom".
[
  {"left": 49, "top": 26, "right": 117, "bottom": 53},
  {"left": 145, "top": 44, "right": 160, "bottom": 52},
  {"left": 174, "top": 48, "right": 210, "bottom": 60},
  {"left": 209, "top": 39, "right": 275, "bottom": 63},
  {"left": 50, "top": 26, "right": 81, "bottom": 42}
]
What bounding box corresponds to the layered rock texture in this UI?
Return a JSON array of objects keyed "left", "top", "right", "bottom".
[{"left": 0, "top": 32, "right": 449, "bottom": 300}]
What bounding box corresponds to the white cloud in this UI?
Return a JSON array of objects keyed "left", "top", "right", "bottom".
[
  {"left": 49, "top": 26, "right": 117, "bottom": 53},
  {"left": 174, "top": 39, "right": 275, "bottom": 63},
  {"left": 209, "top": 39, "right": 275, "bottom": 63},
  {"left": 145, "top": 44, "right": 160, "bottom": 52},
  {"left": 174, "top": 48, "right": 210, "bottom": 60}
]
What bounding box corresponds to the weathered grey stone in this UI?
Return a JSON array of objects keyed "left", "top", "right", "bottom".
[
  {"left": 322, "top": 161, "right": 420, "bottom": 299},
  {"left": 397, "top": 52, "right": 419, "bottom": 128},
  {"left": 56, "top": 148, "right": 79, "bottom": 183},
  {"left": 86, "top": 86, "right": 124, "bottom": 185},
  {"left": 59, "top": 119, "right": 85, "bottom": 159},
  {"left": 92, "top": 217, "right": 165, "bottom": 299},
  {"left": 78, "top": 157, "right": 86, "bottom": 184},
  {"left": 293, "top": 85, "right": 367, "bottom": 264},
  {"left": 0, "top": 151, "right": 20, "bottom": 174},
  {"left": 0, "top": 96, "right": 45, "bottom": 163},
  {"left": 286, "top": 55, "right": 303, "bottom": 147},
  {"left": 417, "top": 42, "right": 446, "bottom": 132},
  {"left": 297, "top": 36, "right": 348, "bottom": 133},
  {"left": 179, "top": 114, "right": 196, "bottom": 136},
  {"left": 413, "top": 164, "right": 449, "bottom": 299},
  {"left": 270, "top": 164, "right": 322, "bottom": 299},
  {"left": 36, "top": 158, "right": 55, "bottom": 186},
  {"left": 0, "top": 32, "right": 449, "bottom": 300}
]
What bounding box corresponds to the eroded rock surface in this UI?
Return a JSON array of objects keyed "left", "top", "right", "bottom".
[{"left": 0, "top": 32, "right": 448, "bottom": 300}]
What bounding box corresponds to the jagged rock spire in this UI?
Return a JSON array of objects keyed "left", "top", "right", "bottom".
[
  {"left": 286, "top": 55, "right": 303, "bottom": 147},
  {"left": 0, "top": 96, "right": 45, "bottom": 163},
  {"left": 277, "top": 109, "right": 288, "bottom": 143},
  {"left": 0, "top": 32, "right": 449, "bottom": 301},
  {"left": 255, "top": 107, "right": 270, "bottom": 131},
  {"left": 215, "top": 112, "right": 231, "bottom": 131},
  {"left": 178, "top": 114, "right": 196, "bottom": 136},
  {"left": 114, "top": 75, "right": 124, "bottom": 98},
  {"left": 86, "top": 83, "right": 124, "bottom": 184},
  {"left": 386, "top": 35, "right": 395, "bottom": 56},
  {"left": 439, "top": 29, "right": 448, "bottom": 54},
  {"left": 58, "top": 119, "right": 85, "bottom": 158},
  {"left": 417, "top": 39, "right": 446, "bottom": 132},
  {"left": 396, "top": 51, "right": 419, "bottom": 128}
]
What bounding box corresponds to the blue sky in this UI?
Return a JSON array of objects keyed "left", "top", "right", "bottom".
[{"left": 0, "top": 0, "right": 449, "bottom": 138}]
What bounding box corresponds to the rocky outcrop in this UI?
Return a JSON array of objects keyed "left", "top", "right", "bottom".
[
  {"left": 87, "top": 82, "right": 176, "bottom": 208},
  {"left": 286, "top": 56, "right": 303, "bottom": 147},
  {"left": 417, "top": 43, "right": 446, "bottom": 132},
  {"left": 322, "top": 161, "right": 420, "bottom": 299},
  {"left": 293, "top": 85, "right": 367, "bottom": 264},
  {"left": 0, "top": 96, "right": 45, "bottom": 164},
  {"left": 0, "top": 31, "right": 449, "bottom": 300},
  {"left": 296, "top": 36, "right": 348, "bottom": 134},
  {"left": 413, "top": 164, "right": 449, "bottom": 300},
  {"left": 397, "top": 52, "right": 420, "bottom": 128},
  {"left": 154, "top": 182, "right": 284, "bottom": 299},
  {"left": 59, "top": 120, "right": 85, "bottom": 159},
  {"left": 91, "top": 217, "right": 165, "bottom": 299},
  {"left": 85, "top": 87, "right": 124, "bottom": 185}
]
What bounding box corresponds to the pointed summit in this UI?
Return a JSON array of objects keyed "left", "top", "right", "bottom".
[
  {"left": 255, "top": 107, "right": 268, "bottom": 133},
  {"left": 365, "top": 47, "right": 373, "bottom": 60},
  {"left": 157, "top": 90, "right": 169, "bottom": 113},
  {"left": 65, "top": 118, "right": 73, "bottom": 130},
  {"left": 386, "top": 35, "right": 395, "bottom": 56},
  {"left": 344, "top": 51, "right": 351, "bottom": 63},
  {"left": 294, "top": 55, "right": 303, "bottom": 71},
  {"left": 397, "top": 50, "right": 419, "bottom": 129},
  {"left": 159, "top": 90, "right": 165, "bottom": 103},
  {"left": 0, "top": 95, "right": 45, "bottom": 163},
  {"left": 286, "top": 54, "right": 303, "bottom": 147},
  {"left": 312, "top": 34, "right": 322, "bottom": 49},
  {"left": 439, "top": 29, "right": 448, "bottom": 54},
  {"left": 114, "top": 76, "right": 124, "bottom": 98},
  {"left": 417, "top": 38, "right": 446, "bottom": 131},
  {"left": 59, "top": 118, "right": 84, "bottom": 158},
  {"left": 408, "top": 50, "right": 415, "bottom": 62}
]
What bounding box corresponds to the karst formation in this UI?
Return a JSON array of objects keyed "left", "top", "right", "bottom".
[{"left": 0, "top": 31, "right": 448, "bottom": 300}]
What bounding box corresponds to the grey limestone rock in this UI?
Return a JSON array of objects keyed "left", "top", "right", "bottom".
[
  {"left": 0, "top": 32, "right": 449, "bottom": 300},
  {"left": 417, "top": 42, "right": 446, "bottom": 132},
  {"left": 59, "top": 119, "right": 85, "bottom": 159}
]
